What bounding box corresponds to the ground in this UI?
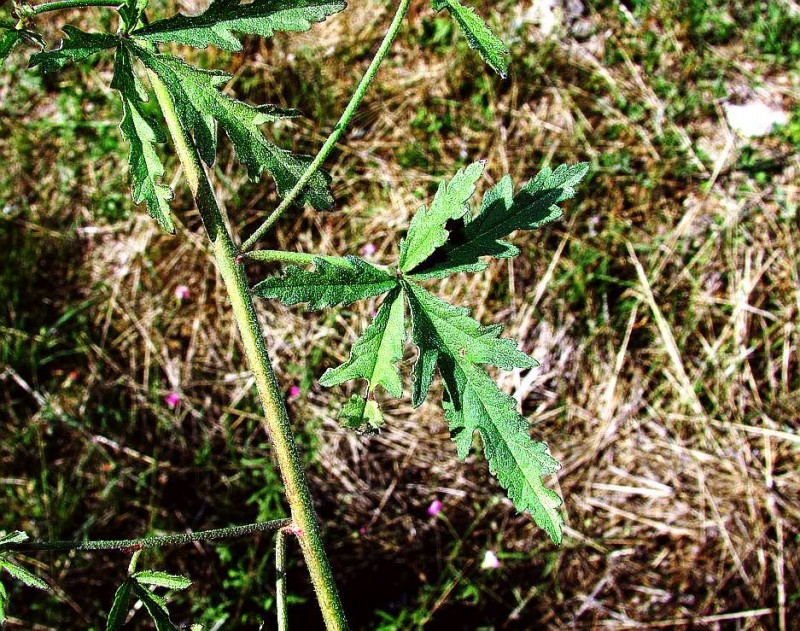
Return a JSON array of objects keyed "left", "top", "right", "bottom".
[{"left": 1, "top": 0, "right": 798, "bottom": 629}]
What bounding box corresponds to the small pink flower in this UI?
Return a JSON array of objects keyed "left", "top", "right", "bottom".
[
  {"left": 288, "top": 385, "right": 301, "bottom": 399},
  {"left": 358, "top": 526, "right": 366, "bottom": 535},
  {"left": 174, "top": 285, "right": 190, "bottom": 300},
  {"left": 427, "top": 499, "right": 443, "bottom": 517},
  {"left": 481, "top": 550, "right": 500, "bottom": 570},
  {"left": 164, "top": 392, "right": 181, "bottom": 408},
  {"left": 360, "top": 243, "right": 377, "bottom": 256}
]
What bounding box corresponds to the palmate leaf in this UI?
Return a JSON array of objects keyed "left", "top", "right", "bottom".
[
  {"left": 319, "top": 287, "right": 405, "bottom": 397},
  {"left": 132, "top": 45, "right": 334, "bottom": 210},
  {"left": 443, "top": 360, "right": 563, "bottom": 541},
  {"left": 398, "top": 160, "right": 484, "bottom": 273},
  {"left": 253, "top": 256, "right": 398, "bottom": 310},
  {"left": 134, "top": 0, "right": 346, "bottom": 51},
  {"left": 404, "top": 279, "right": 562, "bottom": 541},
  {"left": 431, "top": 0, "right": 509, "bottom": 77},
  {"left": 112, "top": 44, "right": 175, "bottom": 233},
  {"left": 29, "top": 25, "right": 117, "bottom": 72},
  {"left": 409, "top": 163, "right": 590, "bottom": 279}
]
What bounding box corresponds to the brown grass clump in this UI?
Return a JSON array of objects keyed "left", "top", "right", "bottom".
[{"left": 1, "top": 0, "right": 798, "bottom": 629}]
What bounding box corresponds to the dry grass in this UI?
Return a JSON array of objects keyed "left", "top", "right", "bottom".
[{"left": 1, "top": 0, "right": 799, "bottom": 628}]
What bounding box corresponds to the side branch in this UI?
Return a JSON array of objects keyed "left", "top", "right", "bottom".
[
  {"left": 1, "top": 520, "right": 292, "bottom": 553},
  {"left": 239, "top": 0, "right": 413, "bottom": 252}
]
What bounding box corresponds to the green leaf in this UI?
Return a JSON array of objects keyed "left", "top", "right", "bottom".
[
  {"left": 403, "top": 280, "right": 536, "bottom": 405},
  {"left": 132, "top": 45, "right": 334, "bottom": 210},
  {"left": 119, "top": 0, "right": 148, "bottom": 33},
  {"left": 0, "top": 531, "right": 27, "bottom": 547},
  {"left": 253, "top": 256, "right": 398, "bottom": 310},
  {"left": 133, "top": 570, "right": 192, "bottom": 590},
  {"left": 431, "top": 0, "right": 509, "bottom": 77},
  {"left": 134, "top": 0, "right": 346, "bottom": 51},
  {"left": 106, "top": 580, "right": 133, "bottom": 631},
  {"left": 29, "top": 25, "right": 117, "bottom": 72},
  {"left": 403, "top": 279, "right": 561, "bottom": 541},
  {"left": 131, "top": 582, "right": 177, "bottom": 631},
  {"left": 0, "top": 27, "right": 23, "bottom": 63},
  {"left": 398, "top": 161, "right": 484, "bottom": 273},
  {"left": 337, "top": 394, "right": 384, "bottom": 434},
  {"left": 0, "top": 558, "right": 49, "bottom": 591},
  {"left": 443, "top": 360, "right": 563, "bottom": 542},
  {"left": 319, "top": 287, "right": 405, "bottom": 397},
  {"left": 112, "top": 44, "right": 175, "bottom": 233},
  {"left": 409, "top": 163, "right": 590, "bottom": 280},
  {"left": 0, "top": 581, "right": 7, "bottom": 625}
]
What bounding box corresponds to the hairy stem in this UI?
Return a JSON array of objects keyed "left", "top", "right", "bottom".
[
  {"left": 148, "top": 70, "right": 349, "bottom": 631},
  {"left": 243, "top": 250, "right": 346, "bottom": 266},
  {"left": 276, "top": 528, "right": 289, "bottom": 631},
  {"left": 1, "top": 520, "right": 291, "bottom": 553},
  {"left": 19, "top": 0, "right": 120, "bottom": 17},
  {"left": 239, "top": 0, "right": 413, "bottom": 252}
]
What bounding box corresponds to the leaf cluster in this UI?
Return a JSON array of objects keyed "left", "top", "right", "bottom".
[
  {"left": 107, "top": 569, "right": 192, "bottom": 631},
  {"left": 254, "top": 160, "right": 588, "bottom": 542}
]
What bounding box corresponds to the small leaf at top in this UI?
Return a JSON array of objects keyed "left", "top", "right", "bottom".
[
  {"left": 319, "top": 287, "right": 405, "bottom": 397},
  {"left": 409, "top": 163, "right": 589, "bottom": 280},
  {"left": 0, "top": 531, "right": 28, "bottom": 548},
  {"left": 28, "top": 25, "right": 118, "bottom": 73},
  {"left": 119, "top": 0, "right": 148, "bottom": 33},
  {"left": 0, "top": 558, "right": 49, "bottom": 591},
  {"left": 398, "top": 160, "right": 484, "bottom": 273},
  {"left": 106, "top": 579, "right": 133, "bottom": 631},
  {"left": 337, "top": 394, "right": 384, "bottom": 434},
  {"left": 132, "top": 45, "right": 334, "bottom": 210},
  {"left": 133, "top": 570, "right": 192, "bottom": 590},
  {"left": 134, "top": 0, "right": 346, "bottom": 51},
  {"left": 112, "top": 44, "right": 175, "bottom": 233},
  {"left": 431, "top": 0, "right": 509, "bottom": 77},
  {"left": 253, "top": 256, "right": 398, "bottom": 310},
  {"left": 131, "top": 581, "right": 177, "bottom": 631}
]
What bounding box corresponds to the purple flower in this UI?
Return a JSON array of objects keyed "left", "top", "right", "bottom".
[
  {"left": 288, "top": 385, "right": 301, "bottom": 399},
  {"left": 164, "top": 392, "right": 181, "bottom": 408},
  {"left": 174, "top": 285, "right": 190, "bottom": 300},
  {"left": 360, "top": 243, "right": 377, "bottom": 256},
  {"left": 427, "top": 499, "right": 443, "bottom": 516},
  {"left": 481, "top": 550, "right": 500, "bottom": 570}
]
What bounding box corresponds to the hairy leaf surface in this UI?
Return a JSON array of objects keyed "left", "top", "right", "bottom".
[
  {"left": 106, "top": 580, "right": 132, "bottom": 631},
  {"left": 133, "top": 45, "right": 333, "bottom": 210},
  {"left": 410, "top": 163, "right": 589, "bottom": 279},
  {"left": 320, "top": 287, "right": 405, "bottom": 396},
  {"left": 112, "top": 44, "right": 175, "bottom": 233},
  {"left": 399, "top": 161, "right": 484, "bottom": 273},
  {"left": 0, "top": 558, "right": 49, "bottom": 591},
  {"left": 131, "top": 582, "right": 176, "bottom": 631},
  {"left": 0, "top": 531, "right": 27, "bottom": 548},
  {"left": 404, "top": 280, "right": 560, "bottom": 540},
  {"left": 135, "top": 0, "right": 346, "bottom": 51},
  {"left": 133, "top": 570, "right": 192, "bottom": 590},
  {"left": 431, "top": 0, "right": 509, "bottom": 76},
  {"left": 29, "top": 26, "right": 117, "bottom": 72},
  {"left": 443, "top": 361, "right": 563, "bottom": 541},
  {"left": 253, "top": 256, "right": 397, "bottom": 310}
]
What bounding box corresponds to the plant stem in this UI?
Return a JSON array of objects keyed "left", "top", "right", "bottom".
[
  {"left": 21, "top": 0, "right": 120, "bottom": 16},
  {"left": 148, "top": 70, "right": 349, "bottom": 631},
  {"left": 243, "top": 250, "right": 346, "bottom": 266},
  {"left": 276, "top": 528, "right": 289, "bottom": 631},
  {"left": 1, "top": 520, "right": 291, "bottom": 553},
  {"left": 239, "top": 0, "right": 413, "bottom": 253}
]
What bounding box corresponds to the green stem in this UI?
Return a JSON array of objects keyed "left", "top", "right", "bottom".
[
  {"left": 148, "top": 70, "right": 349, "bottom": 631},
  {"left": 20, "top": 0, "right": 120, "bottom": 17},
  {"left": 239, "top": 0, "right": 413, "bottom": 253},
  {"left": 276, "top": 528, "right": 289, "bottom": 631},
  {"left": 1, "top": 520, "right": 291, "bottom": 553},
  {"left": 243, "top": 250, "right": 346, "bottom": 266}
]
